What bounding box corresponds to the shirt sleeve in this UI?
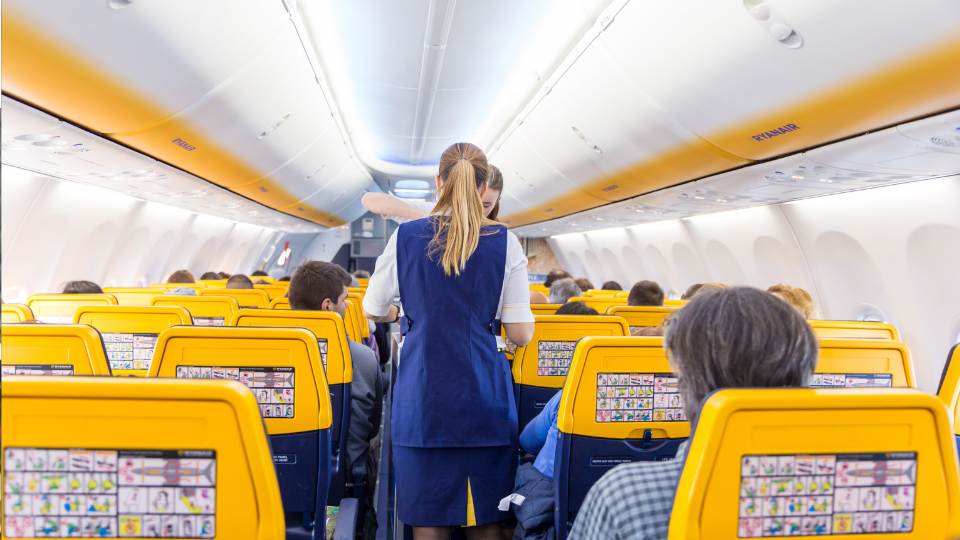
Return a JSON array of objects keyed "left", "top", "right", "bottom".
[
  {"left": 499, "top": 231, "right": 535, "bottom": 324},
  {"left": 363, "top": 230, "right": 399, "bottom": 317},
  {"left": 519, "top": 390, "right": 561, "bottom": 454}
]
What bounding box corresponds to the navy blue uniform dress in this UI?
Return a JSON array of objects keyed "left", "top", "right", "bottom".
[{"left": 393, "top": 217, "right": 518, "bottom": 527}]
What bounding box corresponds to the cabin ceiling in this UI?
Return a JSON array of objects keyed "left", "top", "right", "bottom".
[{"left": 2, "top": 0, "right": 959, "bottom": 230}]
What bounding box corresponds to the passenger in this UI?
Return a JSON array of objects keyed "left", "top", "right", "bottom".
[
  {"left": 681, "top": 283, "right": 702, "bottom": 300},
  {"left": 529, "top": 291, "right": 549, "bottom": 305},
  {"left": 601, "top": 281, "right": 623, "bottom": 291},
  {"left": 555, "top": 301, "right": 598, "bottom": 316},
  {"left": 199, "top": 272, "right": 221, "bottom": 280},
  {"left": 569, "top": 287, "right": 817, "bottom": 539},
  {"left": 287, "top": 261, "right": 384, "bottom": 510},
  {"left": 251, "top": 270, "right": 269, "bottom": 277},
  {"left": 575, "top": 278, "right": 594, "bottom": 293},
  {"left": 363, "top": 142, "right": 534, "bottom": 538},
  {"left": 549, "top": 278, "right": 582, "bottom": 305},
  {"left": 543, "top": 269, "right": 571, "bottom": 289},
  {"left": 352, "top": 269, "right": 371, "bottom": 280},
  {"left": 166, "top": 270, "right": 195, "bottom": 284},
  {"left": 61, "top": 280, "right": 103, "bottom": 294},
  {"left": 217, "top": 271, "right": 231, "bottom": 279},
  {"left": 226, "top": 274, "right": 254, "bottom": 289},
  {"left": 278, "top": 276, "right": 291, "bottom": 282},
  {"left": 360, "top": 164, "right": 504, "bottom": 221},
  {"left": 768, "top": 283, "right": 814, "bottom": 318},
  {"left": 628, "top": 280, "right": 664, "bottom": 307},
  {"left": 510, "top": 300, "right": 598, "bottom": 538},
  {"left": 690, "top": 282, "right": 727, "bottom": 297}
]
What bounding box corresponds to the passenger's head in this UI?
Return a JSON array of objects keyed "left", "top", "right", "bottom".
[
  {"left": 429, "top": 142, "right": 490, "bottom": 276},
  {"left": 351, "top": 270, "right": 371, "bottom": 279},
  {"left": 217, "top": 272, "right": 231, "bottom": 279},
  {"left": 251, "top": 270, "right": 269, "bottom": 277},
  {"left": 529, "top": 291, "right": 549, "bottom": 304},
  {"left": 767, "top": 284, "right": 814, "bottom": 319},
  {"left": 601, "top": 281, "right": 623, "bottom": 291},
  {"left": 288, "top": 261, "right": 352, "bottom": 317},
  {"left": 575, "top": 278, "right": 594, "bottom": 292},
  {"left": 483, "top": 164, "right": 503, "bottom": 220},
  {"left": 199, "top": 272, "right": 220, "bottom": 281},
  {"left": 555, "top": 301, "right": 598, "bottom": 316},
  {"left": 681, "top": 283, "right": 703, "bottom": 300},
  {"left": 62, "top": 280, "right": 103, "bottom": 294},
  {"left": 278, "top": 276, "right": 291, "bottom": 282},
  {"left": 664, "top": 287, "right": 818, "bottom": 421},
  {"left": 628, "top": 280, "right": 664, "bottom": 306},
  {"left": 544, "top": 269, "right": 571, "bottom": 288},
  {"left": 166, "top": 270, "right": 195, "bottom": 284},
  {"left": 226, "top": 274, "right": 254, "bottom": 289},
  {"left": 549, "top": 278, "right": 582, "bottom": 304}
]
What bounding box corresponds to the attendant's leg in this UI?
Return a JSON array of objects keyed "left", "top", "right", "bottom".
[
  {"left": 463, "top": 523, "right": 502, "bottom": 540},
  {"left": 413, "top": 526, "right": 450, "bottom": 540}
]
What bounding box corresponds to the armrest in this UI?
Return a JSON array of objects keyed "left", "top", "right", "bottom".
[{"left": 333, "top": 498, "right": 361, "bottom": 540}]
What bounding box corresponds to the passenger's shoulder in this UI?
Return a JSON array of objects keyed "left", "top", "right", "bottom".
[
  {"left": 593, "top": 458, "right": 683, "bottom": 498},
  {"left": 348, "top": 340, "right": 377, "bottom": 362}
]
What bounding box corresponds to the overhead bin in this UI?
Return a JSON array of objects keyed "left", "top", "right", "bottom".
[{"left": 2, "top": 0, "right": 371, "bottom": 227}]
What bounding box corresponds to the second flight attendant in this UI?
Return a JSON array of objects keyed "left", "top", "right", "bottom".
[{"left": 364, "top": 142, "right": 535, "bottom": 539}]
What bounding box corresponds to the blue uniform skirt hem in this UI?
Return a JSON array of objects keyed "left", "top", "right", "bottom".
[{"left": 394, "top": 444, "right": 517, "bottom": 527}]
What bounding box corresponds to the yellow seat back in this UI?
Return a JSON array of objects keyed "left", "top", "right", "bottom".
[
  {"left": 1, "top": 376, "right": 285, "bottom": 538},
  {"left": 149, "top": 326, "right": 332, "bottom": 436},
  {"left": 606, "top": 305, "right": 676, "bottom": 331},
  {"left": 810, "top": 320, "right": 901, "bottom": 340},
  {"left": 531, "top": 303, "right": 562, "bottom": 316},
  {"left": 513, "top": 315, "right": 630, "bottom": 388},
  {"left": 936, "top": 344, "right": 960, "bottom": 439},
  {"left": 1, "top": 303, "right": 34, "bottom": 323},
  {"left": 568, "top": 296, "right": 629, "bottom": 314},
  {"left": 669, "top": 388, "right": 960, "bottom": 539},
  {"left": 73, "top": 305, "right": 192, "bottom": 376},
  {"left": 1, "top": 323, "right": 111, "bottom": 376},
  {"left": 152, "top": 282, "right": 207, "bottom": 290},
  {"left": 253, "top": 283, "right": 288, "bottom": 300},
  {"left": 229, "top": 309, "right": 352, "bottom": 387},
  {"left": 355, "top": 277, "right": 369, "bottom": 287},
  {"left": 814, "top": 338, "right": 916, "bottom": 388},
  {"left": 199, "top": 279, "right": 229, "bottom": 288},
  {"left": 199, "top": 288, "right": 270, "bottom": 309},
  {"left": 102, "top": 287, "right": 167, "bottom": 307},
  {"left": 530, "top": 283, "right": 549, "bottom": 296},
  {"left": 151, "top": 295, "right": 240, "bottom": 327},
  {"left": 270, "top": 297, "right": 291, "bottom": 310},
  {"left": 664, "top": 299, "right": 688, "bottom": 307},
  {"left": 558, "top": 336, "right": 691, "bottom": 438},
  {"left": 346, "top": 293, "right": 368, "bottom": 339},
  {"left": 26, "top": 294, "right": 118, "bottom": 324}
]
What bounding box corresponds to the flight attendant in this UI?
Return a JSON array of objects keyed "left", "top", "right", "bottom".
[{"left": 363, "top": 142, "right": 535, "bottom": 539}]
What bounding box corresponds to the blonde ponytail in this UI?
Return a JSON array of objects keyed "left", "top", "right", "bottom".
[{"left": 429, "top": 143, "right": 493, "bottom": 276}]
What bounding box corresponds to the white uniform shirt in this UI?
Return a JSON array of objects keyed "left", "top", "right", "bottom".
[{"left": 363, "top": 225, "right": 535, "bottom": 325}]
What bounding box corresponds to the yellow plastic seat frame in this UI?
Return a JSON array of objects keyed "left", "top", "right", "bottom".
[
  {"left": 1, "top": 323, "right": 111, "bottom": 376},
  {"left": 346, "top": 293, "right": 369, "bottom": 340},
  {"left": 1, "top": 376, "right": 285, "bottom": 539},
  {"left": 73, "top": 305, "right": 192, "bottom": 376},
  {"left": 668, "top": 388, "right": 960, "bottom": 539},
  {"left": 664, "top": 299, "right": 688, "bottom": 307},
  {"left": 530, "top": 303, "right": 562, "bottom": 316},
  {"left": 567, "top": 296, "right": 629, "bottom": 314},
  {"left": 270, "top": 297, "right": 291, "bottom": 310},
  {"left": 151, "top": 282, "right": 207, "bottom": 290},
  {"left": 1, "top": 303, "right": 34, "bottom": 323},
  {"left": 815, "top": 338, "right": 916, "bottom": 388},
  {"left": 810, "top": 319, "right": 901, "bottom": 340},
  {"left": 512, "top": 315, "right": 629, "bottom": 428},
  {"left": 152, "top": 295, "right": 240, "bottom": 327},
  {"left": 26, "top": 293, "right": 118, "bottom": 324},
  {"left": 199, "top": 288, "right": 270, "bottom": 308},
  {"left": 102, "top": 287, "right": 167, "bottom": 307},
  {"left": 936, "top": 344, "right": 960, "bottom": 443},
  {"left": 606, "top": 305, "right": 676, "bottom": 332},
  {"left": 254, "top": 283, "right": 288, "bottom": 300}
]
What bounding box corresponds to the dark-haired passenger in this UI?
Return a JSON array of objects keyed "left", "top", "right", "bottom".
[
  {"left": 628, "top": 280, "right": 664, "bottom": 307},
  {"left": 601, "top": 281, "right": 622, "bottom": 291},
  {"left": 555, "top": 301, "right": 598, "bottom": 316},
  {"left": 62, "top": 280, "right": 103, "bottom": 294},
  {"left": 251, "top": 270, "right": 269, "bottom": 277},
  {"left": 543, "top": 269, "right": 571, "bottom": 289},
  {"left": 226, "top": 274, "right": 254, "bottom": 289},
  {"left": 278, "top": 276, "right": 291, "bottom": 282},
  {"left": 288, "top": 261, "right": 384, "bottom": 507},
  {"left": 166, "top": 270, "right": 195, "bottom": 284},
  {"left": 575, "top": 278, "right": 594, "bottom": 293},
  {"left": 568, "top": 287, "right": 818, "bottom": 539},
  {"left": 199, "top": 272, "right": 221, "bottom": 280}
]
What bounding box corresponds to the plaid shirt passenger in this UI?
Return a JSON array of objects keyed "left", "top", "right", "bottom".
[{"left": 568, "top": 440, "right": 690, "bottom": 540}]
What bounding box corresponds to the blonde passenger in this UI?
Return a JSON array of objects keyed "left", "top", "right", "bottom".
[{"left": 768, "top": 283, "right": 814, "bottom": 318}]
